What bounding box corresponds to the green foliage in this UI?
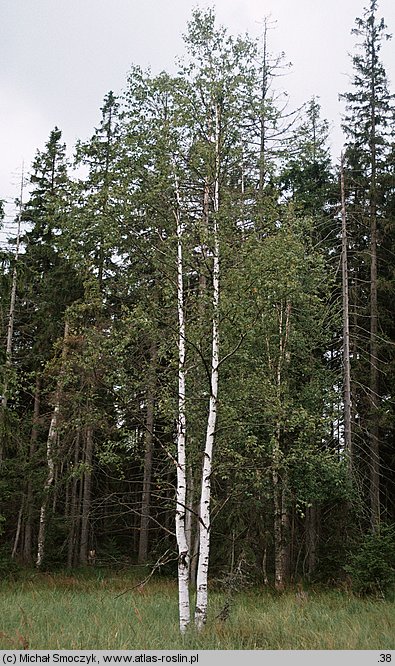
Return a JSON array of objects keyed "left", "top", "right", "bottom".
[
  {"left": 287, "top": 447, "right": 350, "bottom": 508},
  {"left": 345, "top": 525, "right": 395, "bottom": 597}
]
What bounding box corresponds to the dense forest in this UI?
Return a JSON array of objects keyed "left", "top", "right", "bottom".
[{"left": 1, "top": 0, "right": 394, "bottom": 633}]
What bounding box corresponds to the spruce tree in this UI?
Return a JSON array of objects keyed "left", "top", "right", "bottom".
[{"left": 340, "top": 0, "right": 394, "bottom": 530}]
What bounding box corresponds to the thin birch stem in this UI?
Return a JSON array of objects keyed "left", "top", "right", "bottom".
[
  {"left": 195, "top": 101, "right": 221, "bottom": 630},
  {"left": 174, "top": 174, "right": 190, "bottom": 633}
]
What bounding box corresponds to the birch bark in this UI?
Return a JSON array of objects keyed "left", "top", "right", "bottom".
[
  {"left": 36, "top": 321, "right": 69, "bottom": 568},
  {"left": 174, "top": 176, "right": 190, "bottom": 634},
  {"left": 195, "top": 102, "right": 221, "bottom": 630}
]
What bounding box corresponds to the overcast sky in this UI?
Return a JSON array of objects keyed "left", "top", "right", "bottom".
[{"left": 1, "top": 0, "right": 394, "bottom": 221}]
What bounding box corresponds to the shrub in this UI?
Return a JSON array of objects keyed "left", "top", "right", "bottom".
[
  {"left": 345, "top": 524, "right": 395, "bottom": 596},
  {"left": 0, "top": 544, "right": 20, "bottom": 580}
]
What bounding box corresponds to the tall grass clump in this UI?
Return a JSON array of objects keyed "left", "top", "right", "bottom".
[{"left": 0, "top": 572, "right": 393, "bottom": 650}]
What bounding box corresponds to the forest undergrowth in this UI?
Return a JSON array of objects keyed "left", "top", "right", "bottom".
[{"left": 0, "top": 570, "right": 393, "bottom": 650}]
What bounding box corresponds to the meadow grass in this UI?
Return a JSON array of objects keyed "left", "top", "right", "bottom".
[{"left": 0, "top": 570, "right": 393, "bottom": 650}]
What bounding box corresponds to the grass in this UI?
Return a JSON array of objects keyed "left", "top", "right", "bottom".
[{"left": 0, "top": 570, "right": 393, "bottom": 650}]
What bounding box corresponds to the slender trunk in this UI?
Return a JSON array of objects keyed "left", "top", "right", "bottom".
[
  {"left": 185, "top": 465, "right": 194, "bottom": 554},
  {"left": 199, "top": 178, "right": 210, "bottom": 303},
  {"left": 306, "top": 504, "right": 318, "bottom": 579},
  {"left": 273, "top": 466, "right": 284, "bottom": 589},
  {"left": 340, "top": 154, "right": 353, "bottom": 477},
  {"left": 23, "top": 374, "right": 41, "bottom": 564},
  {"left": 259, "top": 23, "right": 269, "bottom": 194},
  {"left": 273, "top": 458, "right": 290, "bottom": 589},
  {"left": 74, "top": 449, "right": 84, "bottom": 567},
  {"left": 369, "top": 31, "right": 380, "bottom": 531},
  {"left": 52, "top": 464, "right": 59, "bottom": 513},
  {"left": 67, "top": 429, "right": 81, "bottom": 568},
  {"left": 138, "top": 341, "right": 157, "bottom": 564},
  {"left": 174, "top": 175, "right": 190, "bottom": 633},
  {"left": 79, "top": 425, "right": 94, "bottom": 565},
  {"left": 12, "top": 504, "right": 23, "bottom": 560},
  {"left": 195, "top": 102, "right": 221, "bottom": 631},
  {"left": 262, "top": 542, "right": 269, "bottom": 586},
  {"left": 1, "top": 173, "right": 23, "bottom": 466},
  {"left": 290, "top": 502, "right": 296, "bottom": 578},
  {"left": 36, "top": 415, "right": 58, "bottom": 568},
  {"left": 369, "top": 92, "right": 380, "bottom": 531},
  {"left": 281, "top": 484, "right": 290, "bottom": 580},
  {"left": 36, "top": 321, "right": 68, "bottom": 568},
  {"left": 273, "top": 301, "right": 291, "bottom": 590}
]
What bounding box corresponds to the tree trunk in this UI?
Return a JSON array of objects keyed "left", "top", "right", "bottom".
[
  {"left": 79, "top": 425, "right": 94, "bottom": 565},
  {"left": 195, "top": 101, "right": 221, "bottom": 631},
  {"left": 36, "top": 415, "right": 58, "bottom": 568},
  {"left": 369, "top": 100, "right": 380, "bottom": 530},
  {"left": 259, "top": 21, "right": 269, "bottom": 194},
  {"left": 67, "top": 429, "right": 81, "bottom": 568},
  {"left": 198, "top": 178, "right": 210, "bottom": 304},
  {"left": 11, "top": 504, "right": 23, "bottom": 560},
  {"left": 262, "top": 542, "right": 269, "bottom": 586},
  {"left": 273, "top": 464, "right": 290, "bottom": 590},
  {"left": 281, "top": 484, "right": 290, "bottom": 580},
  {"left": 174, "top": 175, "right": 190, "bottom": 633},
  {"left": 272, "top": 300, "right": 291, "bottom": 590},
  {"left": 340, "top": 154, "right": 352, "bottom": 477},
  {"left": 138, "top": 341, "right": 157, "bottom": 564},
  {"left": 273, "top": 468, "right": 284, "bottom": 590},
  {"left": 36, "top": 322, "right": 69, "bottom": 568},
  {"left": 306, "top": 504, "right": 319, "bottom": 579},
  {"left": 23, "top": 373, "right": 41, "bottom": 564}
]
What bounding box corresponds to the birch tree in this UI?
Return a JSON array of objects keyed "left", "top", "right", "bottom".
[
  {"left": 174, "top": 174, "right": 191, "bottom": 633},
  {"left": 194, "top": 100, "right": 221, "bottom": 629},
  {"left": 179, "top": 9, "right": 257, "bottom": 628}
]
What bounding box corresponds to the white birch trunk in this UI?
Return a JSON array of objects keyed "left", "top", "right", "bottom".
[
  {"left": 36, "top": 404, "right": 58, "bottom": 568},
  {"left": 185, "top": 465, "right": 194, "bottom": 553},
  {"left": 36, "top": 321, "right": 69, "bottom": 568},
  {"left": 174, "top": 176, "right": 190, "bottom": 634},
  {"left": 195, "top": 102, "right": 221, "bottom": 631}
]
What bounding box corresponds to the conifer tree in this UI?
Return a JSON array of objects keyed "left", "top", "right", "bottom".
[
  {"left": 340, "top": 0, "right": 394, "bottom": 530},
  {"left": 19, "top": 129, "right": 81, "bottom": 566}
]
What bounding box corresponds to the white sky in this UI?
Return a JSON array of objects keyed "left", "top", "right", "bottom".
[{"left": 1, "top": 0, "right": 394, "bottom": 220}]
